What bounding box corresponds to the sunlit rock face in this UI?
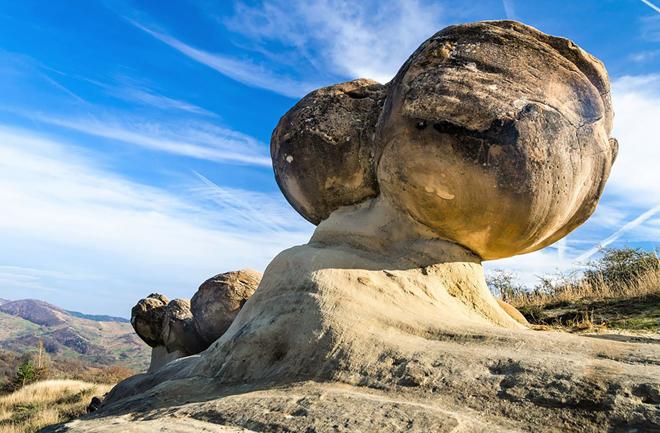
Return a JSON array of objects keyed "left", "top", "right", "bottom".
[
  {"left": 54, "top": 22, "right": 660, "bottom": 433},
  {"left": 272, "top": 20, "right": 617, "bottom": 260},
  {"left": 191, "top": 269, "right": 262, "bottom": 346},
  {"left": 130, "top": 271, "right": 260, "bottom": 373}
]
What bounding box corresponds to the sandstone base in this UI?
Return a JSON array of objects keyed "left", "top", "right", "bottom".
[{"left": 43, "top": 242, "right": 660, "bottom": 433}]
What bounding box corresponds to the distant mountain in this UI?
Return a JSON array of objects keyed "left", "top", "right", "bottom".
[
  {"left": 65, "top": 310, "right": 129, "bottom": 323},
  {"left": 0, "top": 299, "right": 149, "bottom": 373},
  {"left": 0, "top": 298, "right": 9, "bottom": 305},
  {"left": 0, "top": 299, "right": 69, "bottom": 326}
]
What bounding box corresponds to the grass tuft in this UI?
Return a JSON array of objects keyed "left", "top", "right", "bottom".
[{"left": 507, "top": 267, "right": 660, "bottom": 310}]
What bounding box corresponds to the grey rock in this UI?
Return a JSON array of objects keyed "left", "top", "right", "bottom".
[
  {"left": 272, "top": 78, "right": 385, "bottom": 224},
  {"left": 161, "top": 298, "right": 205, "bottom": 356},
  {"left": 130, "top": 293, "right": 169, "bottom": 347},
  {"left": 191, "top": 269, "right": 261, "bottom": 345}
]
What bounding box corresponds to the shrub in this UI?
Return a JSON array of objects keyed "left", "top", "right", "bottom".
[
  {"left": 584, "top": 247, "right": 659, "bottom": 289},
  {"left": 486, "top": 270, "right": 526, "bottom": 302},
  {"left": 15, "top": 362, "right": 36, "bottom": 389}
]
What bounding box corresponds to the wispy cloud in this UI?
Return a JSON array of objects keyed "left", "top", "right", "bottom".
[
  {"left": 225, "top": 0, "right": 444, "bottom": 83},
  {"left": 80, "top": 74, "right": 217, "bottom": 116},
  {"left": 37, "top": 72, "right": 88, "bottom": 105},
  {"left": 608, "top": 75, "right": 660, "bottom": 207},
  {"left": 0, "top": 125, "right": 310, "bottom": 314},
  {"left": 126, "top": 19, "right": 317, "bottom": 98},
  {"left": 502, "top": 0, "right": 516, "bottom": 19},
  {"left": 191, "top": 172, "right": 297, "bottom": 234},
  {"left": 117, "top": 86, "right": 215, "bottom": 116},
  {"left": 629, "top": 49, "right": 660, "bottom": 63},
  {"left": 16, "top": 110, "right": 271, "bottom": 166},
  {"left": 641, "top": 0, "right": 660, "bottom": 14}
]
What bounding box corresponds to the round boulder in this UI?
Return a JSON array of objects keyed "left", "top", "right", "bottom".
[
  {"left": 130, "top": 293, "right": 169, "bottom": 347},
  {"left": 271, "top": 79, "right": 385, "bottom": 224},
  {"left": 376, "top": 20, "right": 617, "bottom": 259},
  {"left": 161, "top": 299, "right": 205, "bottom": 355},
  {"left": 192, "top": 269, "right": 262, "bottom": 345}
]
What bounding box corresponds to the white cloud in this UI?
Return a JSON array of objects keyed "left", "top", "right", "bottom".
[
  {"left": 502, "top": 0, "right": 516, "bottom": 20},
  {"left": 0, "top": 125, "right": 311, "bottom": 315},
  {"left": 640, "top": 0, "right": 660, "bottom": 14},
  {"left": 226, "top": 0, "right": 444, "bottom": 83},
  {"left": 108, "top": 84, "right": 217, "bottom": 117},
  {"left": 127, "top": 19, "right": 317, "bottom": 98},
  {"left": 22, "top": 110, "right": 272, "bottom": 167},
  {"left": 607, "top": 75, "right": 660, "bottom": 207}
]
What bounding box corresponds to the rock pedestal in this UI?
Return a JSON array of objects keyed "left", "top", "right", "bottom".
[{"left": 43, "top": 21, "right": 658, "bottom": 433}]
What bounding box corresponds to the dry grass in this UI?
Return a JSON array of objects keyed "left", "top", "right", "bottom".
[
  {"left": 0, "top": 380, "right": 113, "bottom": 433},
  {"left": 508, "top": 267, "right": 660, "bottom": 309}
]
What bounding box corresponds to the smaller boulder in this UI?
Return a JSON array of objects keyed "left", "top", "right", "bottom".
[
  {"left": 497, "top": 300, "right": 529, "bottom": 326},
  {"left": 192, "top": 269, "right": 262, "bottom": 345},
  {"left": 130, "top": 293, "right": 169, "bottom": 347},
  {"left": 161, "top": 299, "right": 205, "bottom": 355},
  {"left": 86, "top": 395, "right": 103, "bottom": 413}
]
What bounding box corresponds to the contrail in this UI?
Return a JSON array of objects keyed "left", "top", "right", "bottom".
[
  {"left": 502, "top": 0, "right": 516, "bottom": 19},
  {"left": 192, "top": 171, "right": 290, "bottom": 234},
  {"left": 573, "top": 203, "right": 660, "bottom": 264},
  {"left": 641, "top": 0, "right": 660, "bottom": 13}
]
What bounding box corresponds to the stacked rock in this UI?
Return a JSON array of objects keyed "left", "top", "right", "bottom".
[
  {"left": 130, "top": 269, "right": 261, "bottom": 372},
  {"left": 272, "top": 20, "right": 617, "bottom": 261}
]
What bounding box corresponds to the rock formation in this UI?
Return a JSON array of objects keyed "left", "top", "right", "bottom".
[
  {"left": 130, "top": 293, "right": 168, "bottom": 348},
  {"left": 192, "top": 269, "right": 262, "bottom": 346},
  {"left": 130, "top": 271, "right": 261, "bottom": 373},
  {"left": 160, "top": 299, "right": 205, "bottom": 356},
  {"left": 46, "top": 21, "right": 658, "bottom": 433}
]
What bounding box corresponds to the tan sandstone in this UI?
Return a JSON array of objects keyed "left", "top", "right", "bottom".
[{"left": 44, "top": 21, "right": 658, "bottom": 433}]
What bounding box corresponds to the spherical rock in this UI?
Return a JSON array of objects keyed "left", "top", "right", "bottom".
[
  {"left": 192, "top": 269, "right": 262, "bottom": 345},
  {"left": 271, "top": 79, "right": 386, "bottom": 224},
  {"left": 130, "top": 293, "right": 169, "bottom": 347},
  {"left": 161, "top": 299, "right": 205, "bottom": 355},
  {"left": 376, "top": 21, "right": 617, "bottom": 259}
]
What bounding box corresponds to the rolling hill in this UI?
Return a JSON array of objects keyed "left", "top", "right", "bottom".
[{"left": 0, "top": 299, "right": 149, "bottom": 384}]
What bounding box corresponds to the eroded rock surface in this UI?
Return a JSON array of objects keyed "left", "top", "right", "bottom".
[
  {"left": 272, "top": 79, "right": 385, "bottom": 224},
  {"left": 273, "top": 20, "right": 616, "bottom": 260},
  {"left": 130, "top": 293, "right": 169, "bottom": 347},
  {"left": 130, "top": 271, "right": 260, "bottom": 373},
  {"left": 161, "top": 299, "right": 205, "bottom": 356},
  {"left": 192, "top": 269, "right": 262, "bottom": 345},
  {"left": 43, "top": 21, "right": 657, "bottom": 433}
]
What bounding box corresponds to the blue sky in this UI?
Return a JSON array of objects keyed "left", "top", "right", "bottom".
[{"left": 0, "top": 0, "right": 658, "bottom": 317}]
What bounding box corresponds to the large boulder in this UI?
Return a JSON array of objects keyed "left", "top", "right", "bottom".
[
  {"left": 191, "top": 269, "right": 262, "bottom": 345},
  {"left": 271, "top": 79, "right": 385, "bottom": 224},
  {"left": 130, "top": 293, "right": 169, "bottom": 347},
  {"left": 161, "top": 299, "right": 205, "bottom": 356},
  {"left": 375, "top": 21, "right": 616, "bottom": 259}
]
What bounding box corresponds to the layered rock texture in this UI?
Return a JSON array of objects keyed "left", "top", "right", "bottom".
[{"left": 45, "top": 21, "right": 658, "bottom": 433}]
